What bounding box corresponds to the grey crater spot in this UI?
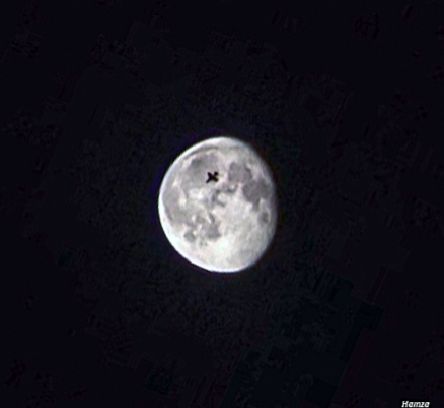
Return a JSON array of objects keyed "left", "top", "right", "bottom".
[
  {"left": 223, "top": 183, "right": 238, "bottom": 194},
  {"left": 190, "top": 157, "right": 205, "bottom": 169},
  {"left": 183, "top": 230, "right": 196, "bottom": 242},
  {"left": 242, "top": 177, "right": 272, "bottom": 210},
  {"left": 194, "top": 214, "right": 207, "bottom": 224},
  {"left": 228, "top": 161, "right": 252, "bottom": 183},
  {"left": 209, "top": 189, "right": 225, "bottom": 209},
  {"left": 259, "top": 210, "right": 270, "bottom": 225},
  {"left": 204, "top": 221, "right": 222, "bottom": 240}
]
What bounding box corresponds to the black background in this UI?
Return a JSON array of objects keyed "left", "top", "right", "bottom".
[{"left": 3, "top": 0, "right": 444, "bottom": 407}]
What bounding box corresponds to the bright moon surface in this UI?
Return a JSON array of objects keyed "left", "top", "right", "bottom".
[{"left": 158, "top": 136, "right": 277, "bottom": 273}]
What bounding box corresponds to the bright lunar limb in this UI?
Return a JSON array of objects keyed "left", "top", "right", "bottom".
[{"left": 158, "top": 136, "right": 277, "bottom": 273}]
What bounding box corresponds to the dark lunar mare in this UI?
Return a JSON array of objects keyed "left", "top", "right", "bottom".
[
  {"left": 241, "top": 177, "right": 272, "bottom": 211},
  {"left": 227, "top": 161, "right": 253, "bottom": 183}
]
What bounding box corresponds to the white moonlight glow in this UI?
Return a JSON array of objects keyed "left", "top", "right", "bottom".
[{"left": 158, "top": 136, "right": 277, "bottom": 273}]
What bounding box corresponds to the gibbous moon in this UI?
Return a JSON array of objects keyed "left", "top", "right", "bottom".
[{"left": 158, "top": 136, "right": 277, "bottom": 273}]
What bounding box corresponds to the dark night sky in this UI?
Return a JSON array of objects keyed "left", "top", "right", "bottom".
[{"left": 3, "top": 0, "right": 444, "bottom": 407}]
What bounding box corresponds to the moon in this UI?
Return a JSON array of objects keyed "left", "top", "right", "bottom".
[{"left": 158, "top": 136, "right": 277, "bottom": 273}]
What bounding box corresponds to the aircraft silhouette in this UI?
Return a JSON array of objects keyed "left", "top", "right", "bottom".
[{"left": 206, "top": 171, "right": 219, "bottom": 183}]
